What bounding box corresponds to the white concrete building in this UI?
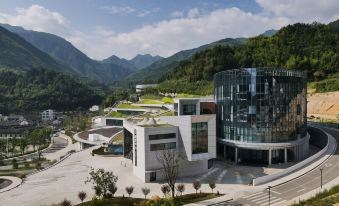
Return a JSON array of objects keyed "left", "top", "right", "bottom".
[
  {"left": 122, "top": 98, "right": 216, "bottom": 182},
  {"left": 42, "top": 109, "right": 55, "bottom": 121},
  {"left": 135, "top": 84, "right": 159, "bottom": 93}
]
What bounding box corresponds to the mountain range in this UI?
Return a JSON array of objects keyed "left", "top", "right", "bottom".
[{"left": 0, "top": 24, "right": 162, "bottom": 83}]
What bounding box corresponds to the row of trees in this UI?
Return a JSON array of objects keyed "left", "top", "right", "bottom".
[{"left": 0, "top": 127, "right": 52, "bottom": 157}]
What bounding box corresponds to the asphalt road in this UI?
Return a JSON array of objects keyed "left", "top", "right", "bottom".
[{"left": 233, "top": 126, "right": 339, "bottom": 206}]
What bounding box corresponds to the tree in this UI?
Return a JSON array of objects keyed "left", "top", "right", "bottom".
[
  {"left": 59, "top": 199, "right": 72, "bottom": 206},
  {"left": 125, "top": 186, "right": 134, "bottom": 197},
  {"left": 85, "top": 168, "right": 118, "bottom": 198},
  {"left": 161, "top": 184, "right": 170, "bottom": 197},
  {"left": 78, "top": 191, "right": 87, "bottom": 203},
  {"left": 176, "top": 184, "right": 185, "bottom": 196},
  {"left": 18, "top": 138, "right": 28, "bottom": 155},
  {"left": 209, "top": 181, "right": 216, "bottom": 193},
  {"left": 193, "top": 181, "right": 201, "bottom": 194},
  {"left": 141, "top": 187, "right": 150, "bottom": 199},
  {"left": 156, "top": 149, "right": 181, "bottom": 198}
]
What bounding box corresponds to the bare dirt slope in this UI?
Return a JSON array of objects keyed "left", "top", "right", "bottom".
[{"left": 308, "top": 91, "right": 339, "bottom": 120}]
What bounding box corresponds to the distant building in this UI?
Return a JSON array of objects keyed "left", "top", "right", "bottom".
[
  {"left": 136, "top": 84, "right": 159, "bottom": 93},
  {"left": 42, "top": 109, "right": 55, "bottom": 121},
  {"left": 89, "top": 105, "right": 100, "bottom": 112}
]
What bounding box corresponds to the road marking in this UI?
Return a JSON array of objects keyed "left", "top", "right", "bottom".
[
  {"left": 325, "top": 163, "right": 332, "bottom": 168},
  {"left": 243, "top": 192, "right": 264, "bottom": 199},
  {"left": 259, "top": 197, "right": 281, "bottom": 205},
  {"left": 216, "top": 170, "right": 227, "bottom": 183},
  {"left": 246, "top": 192, "right": 266, "bottom": 200},
  {"left": 251, "top": 195, "right": 269, "bottom": 202},
  {"left": 297, "top": 188, "right": 305, "bottom": 193},
  {"left": 271, "top": 190, "right": 281, "bottom": 195}
]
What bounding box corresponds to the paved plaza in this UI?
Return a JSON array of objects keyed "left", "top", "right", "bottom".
[{"left": 0, "top": 146, "right": 285, "bottom": 206}]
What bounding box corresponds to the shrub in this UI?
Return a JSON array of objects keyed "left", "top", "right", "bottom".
[
  {"left": 176, "top": 184, "right": 185, "bottom": 196},
  {"left": 193, "top": 181, "right": 201, "bottom": 194},
  {"left": 58, "top": 199, "right": 72, "bottom": 206},
  {"left": 161, "top": 184, "right": 170, "bottom": 197},
  {"left": 12, "top": 162, "right": 18, "bottom": 169},
  {"left": 108, "top": 184, "right": 118, "bottom": 197},
  {"left": 78, "top": 191, "right": 87, "bottom": 203},
  {"left": 209, "top": 181, "right": 216, "bottom": 193},
  {"left": 85, "top": 168, "right": 118, "bottom": 198},
  {"left": 142, "top": 187, "right": 151, "bottom": 199},
  {"left": 24, "top": 162, "right": 30, "bottom": 169},
  {"left": 125, "top": 186, "right": 134, "bottom": 197}
]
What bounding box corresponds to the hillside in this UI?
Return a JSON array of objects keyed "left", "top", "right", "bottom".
[
  {"left": 1, "top": 24, "right": 132, "bottom": 83},
  {"left": 307, "top": 91, "right": 339, "bottom": 120},
  {"left": 0, "top": 25, "right": 71, "bottom": 74},
  {"left": 0, "top": 68, "right": 103, "bottom": 114},
  {"left": 125, "top": 38, "right": 246, "bottom": 83},
  {"left": 156, "top": 21, "right": 339, "bottom": 95}
]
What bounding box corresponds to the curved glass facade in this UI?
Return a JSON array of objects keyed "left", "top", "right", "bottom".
[{"left": 214, "top": 68, "right": 307, "bottom": 143}]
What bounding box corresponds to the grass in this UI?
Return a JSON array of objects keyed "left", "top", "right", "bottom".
[
  {"left": 308, "top": 74, "right": 339, "bottom": 93},
  {"left": 176, "top": 93, "right": 208, "bottom": 98},
  {"left": 291, "top": 184, "right": 339, "bottom": 206},
  {"left": 116, "top": 104, "right": 143, "bottom": 109},
  {"left": 76, "top": 193, "right": 221, "bottom": 206},
  {"left": 162, "top": 97, "right": 174, "bottom": 104},
  {"left": 140, "top": 124, "right": 174, "bottom": 127},
  {"left": 140, "top": 94, "right": 163, "bottom": 100},
  {"left": 138, "top": 99, "right": 162, "bottom": 104},
  {"left": 156, "top": 111, "right": 175, "bottom": 117},
  {"left": 109, "top": 111, "right": 128, "bottom": 118}
]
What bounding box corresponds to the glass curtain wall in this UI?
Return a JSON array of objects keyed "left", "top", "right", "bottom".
[
  {"left": 192, "top": 122, "right": 208, "bottom": 154},
  {"left": 214, "top": 68, "right": 307, "bottom": 143}
]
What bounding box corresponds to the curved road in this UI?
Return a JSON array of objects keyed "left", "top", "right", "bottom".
[{"left": 233, "top": 126, "right": 339, "bottom": 206}]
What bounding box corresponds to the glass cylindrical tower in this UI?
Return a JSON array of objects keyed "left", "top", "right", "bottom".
[{"left": 214, "top": 68, "right": 308, "bottom": 165}]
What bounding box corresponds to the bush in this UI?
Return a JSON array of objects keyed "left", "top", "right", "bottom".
[
  {"left": 78, "top": 191, "right": 87, "bottom": 203},
  {"left": 125, "top": 186, "right": 134, "bottom": 197},
  {"left": 193, "top": 181, "right": 201, "bottom": 194},
  {"left": 161, "top": 185, "right": 170, "bottom": 197},
  {"left": 24, "top": 162, "right": 30, "bottom": 169},
  {"left": 176, "top": 184, "right": 185, "bottom": 196},
  {"left": 58, "top": 199, "right": 72, "bottom": 206}
]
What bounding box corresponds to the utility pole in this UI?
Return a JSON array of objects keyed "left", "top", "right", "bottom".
[
  {"left": 268, "top": 185, "right": 272, "bottom": 206},
  {"left": 320, "top": 168, "right": 323, "bottom": 189}
]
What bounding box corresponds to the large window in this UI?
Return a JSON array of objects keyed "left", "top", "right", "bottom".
[
  {"left": 183, "top": 104, "right": 196, "bottom": 115},
  {"left": 192, "top": 122, "right": 208, "bottom": 154},
  {"left": 106, "top": 119, "right": 123, "bottom": 126},
  {"left": 150, "top": 142, "right": 176, "bottom": 151},
  {"left": 149, "top": 133, "right": 176, "bottom": 140}
]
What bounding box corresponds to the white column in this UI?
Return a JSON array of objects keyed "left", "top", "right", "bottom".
[
  {"left": 268, "top": 149, "right": 272, "bottom": 166},
  {"left": 235, "top": 147, "right": 238, "bottom": 164},
  {"left": 284, "top": 148, "right": 288, "bottom": 163}
]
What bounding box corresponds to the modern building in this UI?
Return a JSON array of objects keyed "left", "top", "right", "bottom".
[
  {"left": 214, "top": 68, "right": 308, "bottom": 165},
  {"left": 136, "top": 84, "right": 159, "bottom": 93},
  {"left": 122, "top": 98, "right": 216, "bottom": 182}
]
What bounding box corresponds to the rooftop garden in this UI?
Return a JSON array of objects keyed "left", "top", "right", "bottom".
[
  {"left": 176, "top": 93, "right": 209, "bottom": 98},
  {"left": 137, "top": 99, "right": 162, "bottom": 104},
  {"left": 140, "top": 94, "right": 163, "bottom": 100},
  {"left": 140, "top": 124, "right": 174, "bottom": 128},
  {"left": 116, "top": 104, "right": 143, "bottom": 109},
  {"left": 162, "top": 97, "right": 174, "bottom": 103},
  {"left": 108, "top": 111, "right": 128, "bottom": 118}
]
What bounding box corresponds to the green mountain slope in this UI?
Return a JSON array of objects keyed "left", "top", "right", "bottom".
[
  {"left": 0, "top": 68, "right": 103, "bottom": 114},
  {"left": 158, "top": 21, "right": 339, "bottom": 94},
  {"left": 1, "top": 24, "right": 133, "bottom": 83},
  {"left": 125, "top": 38, "right": 246, "bottom": 83},
  {"left": 0, "top": 25, "right": 71, "bottom": 73}
]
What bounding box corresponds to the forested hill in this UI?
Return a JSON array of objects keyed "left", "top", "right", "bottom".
[
  {"left": 0, "top": 68, "right": 103, "bottom": 114},
  {"left": 158, "top": 21, "right": 339, "bottom": 95}
]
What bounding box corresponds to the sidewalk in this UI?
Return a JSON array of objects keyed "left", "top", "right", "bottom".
[{"left": 43, "top": 134, "right": 76, "bottom": 161}]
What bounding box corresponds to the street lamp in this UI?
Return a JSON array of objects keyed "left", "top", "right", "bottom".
[
  {"left": 320, "top": 168, "right": 323, "bottom": 189},
  {"left": 268, "top": 185, "right": 272, "bottom": 206}
]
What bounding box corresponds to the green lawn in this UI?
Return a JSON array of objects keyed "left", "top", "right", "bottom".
[
  {"left": 109, "top": 111, "right": 128, "bottom": 118},
  {"left": 291, "top": 184, "right": 339, "bottom": 206},
  {"left": 138, "top": 99, "right": 162, "bottom": 104},
  {"left": 162, "top": 97, "right": 174, "bottom": 103},
  {"left": 156, "top": 111, "right": 175, "bottom": 117},
  {"left": 140, "top": 94, "right": 163, "bottom": 100},
  {"left": 76, "top": 193, "right": 221, "bottom": 206},
  {"left": 116, "top": 104, "right": 143, "bottom": 109},
  {"left": 176, "top": 93, "right": 208, "bottom": 98}
]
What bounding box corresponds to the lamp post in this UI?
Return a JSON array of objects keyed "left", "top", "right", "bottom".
[
  {"left": 320, "top": 168, "right": 323, "bottom": 189},
  {"left": 268, "top": 185, "right": 272, "bottom": 206}
]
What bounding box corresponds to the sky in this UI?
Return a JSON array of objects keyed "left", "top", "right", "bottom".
[{"left": 0, "top": 0, "right": 338, "bottom": 60}]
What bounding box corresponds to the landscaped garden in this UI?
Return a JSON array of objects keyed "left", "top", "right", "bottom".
[
  {"left": 116, "top": 104, "right": 143, "bottom": 109},
  {"left": 291, "top": 184, "right": 339, "bottom": 206},
  {"left": 108, "top": 111, "right": 128, "bottom": 118}
]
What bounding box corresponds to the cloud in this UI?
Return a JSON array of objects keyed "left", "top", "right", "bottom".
[
  {"left": 1, "top": 2, "right": 339, "bottom": 60},
  {"left": 103, "top": 6, "right": 160, "bottom": 17},
  {"left": 0, "top": 5, "right": 69, "bottom": 36},
  {"left": 256, "top": 0, "right": 339, "bottom": 23}
]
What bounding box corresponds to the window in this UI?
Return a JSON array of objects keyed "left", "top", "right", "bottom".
[
  {"left": 183, "top": 104, "right": 196, "bottom": 115},
  {"left": 149, "top": 133, "right": 176, "bottom": 141},
  {"left": 150, "top": 142, "right": 176, "bottom": 151},
  {"left": 150, "top": 172, "right": 156, "bottom": 182},
  {"left": 192, "top": 122, "right": 208, "bottom": 154},
  {"left": 106, "top": 119, "right": 123, "bottom": 126},
  {"left": 208, "top": 159, "right": 214, "bottom": 169}
]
